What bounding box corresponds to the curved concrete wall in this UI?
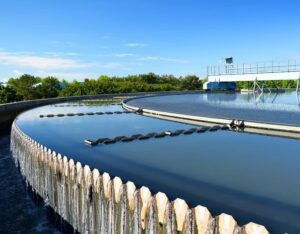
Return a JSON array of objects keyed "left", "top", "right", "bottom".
[
  {"left": 122, "top": 96, "right": 300, "bottom": 137},
  {"left": 11, "top": 120, "right": 269, "bottom": 233},
  {"left": 0, "top": 91, "right": 203, "bottom": 129}
]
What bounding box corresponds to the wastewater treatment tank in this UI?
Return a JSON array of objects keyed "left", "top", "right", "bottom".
[{"left": 10, "top": 92, "right": 300, "bottom": 234}]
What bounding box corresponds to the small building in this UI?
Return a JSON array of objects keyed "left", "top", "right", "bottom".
[{"left": 203, "top": 81, "right": 236, "bottom": 91}]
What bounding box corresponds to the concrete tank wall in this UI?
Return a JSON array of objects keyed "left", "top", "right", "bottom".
[{"left": 0, "top": 91, "right": 201, "bottom": 129}]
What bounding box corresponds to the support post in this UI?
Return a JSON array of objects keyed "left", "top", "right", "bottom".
[{"left": 296, "top": 76, "right": 300, "bottom": 93}]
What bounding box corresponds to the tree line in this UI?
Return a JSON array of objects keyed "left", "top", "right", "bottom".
[
  {"left": 1, "top": 73, "right": 298, "bottom": 104},
  {"left": 0, "top": 73, "right": 202, "bottom": 104}
]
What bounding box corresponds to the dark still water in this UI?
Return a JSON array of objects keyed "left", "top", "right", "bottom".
[
  {"left": 14, "top": 101, "right": 300, "bottom": 234},
  {"left": 0, "top": 132, "right": 60, "bottom": 234}
]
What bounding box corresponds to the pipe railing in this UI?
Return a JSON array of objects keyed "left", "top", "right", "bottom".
[{"left": 207, "top": 60, "right": 300, "bottom": 76}]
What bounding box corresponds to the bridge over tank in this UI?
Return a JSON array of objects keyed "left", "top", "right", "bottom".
[{"left": 204, "top": 60, "right": 300, "bottom": 92}]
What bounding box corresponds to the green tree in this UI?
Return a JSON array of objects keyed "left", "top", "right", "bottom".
[
  {"left": 40, "top": 77, "right": 61, "bottom": 98},
  {"left": 181, "top": 75, "right": 201, "bottom": 90},
  {"left": 0, "top": 85, "right": 20, "bottom": 103},
  {"left": 1, "top": 73, "right": 206, "bottom": 102},
  {"left": 8, "top": 74, "right": 41, "bottom": 100},
  {"left": 140, "top": 73, "right": 160, "bottom": 84}
]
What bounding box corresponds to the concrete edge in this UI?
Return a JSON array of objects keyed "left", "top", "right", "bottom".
[
  {"left": 122, "top": 96, "right": 300, "bottom": 137},
  {"left": 0, "top": 90, "right": 205, "bottom": 126}
]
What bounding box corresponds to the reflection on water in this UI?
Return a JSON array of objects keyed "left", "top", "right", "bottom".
[
  {"left": 13, "top": 99, "right": 300, "bottom": 233},
  {"left": 202, "top": 91, "right": 300, "bottom": 112},
  {"left": 128, "top": 91, "right": 300, "bottom": 125}
]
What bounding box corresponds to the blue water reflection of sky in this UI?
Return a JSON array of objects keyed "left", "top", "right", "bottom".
[{"left": 128, "top": 91, "right": 300, "bottom": 125}]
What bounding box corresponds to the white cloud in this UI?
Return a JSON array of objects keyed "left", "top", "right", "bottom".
[
  {"left": 45, "top": 52, "right": 79, "bottom": 57},
  {"left": 138, "top": 56, "right": 190, "bottom": 64},
  {"left": 0, "top": 51, "right": 92, "bottom": 69},
  {"left": 97, "top": 53, "right": 137, "bottom": 58},
  {"left": 125, "top": 43, "right": 148, "bottom": 47},
  {"left": 36, "top": 71, "right": 97, "bottom": 80}
]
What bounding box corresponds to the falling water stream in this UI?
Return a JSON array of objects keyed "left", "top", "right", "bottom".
[{"left": 0, "top": 131, "right": 60, "bottom": 234}]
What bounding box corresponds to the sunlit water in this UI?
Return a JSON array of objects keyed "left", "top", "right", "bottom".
[
  {"left": 10, "top": 96, "right": 300, "bottom": 234},
  {"left": 127, "top": 91, "right": 300, "bottom": 125}
]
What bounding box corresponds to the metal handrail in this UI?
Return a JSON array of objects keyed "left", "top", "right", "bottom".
[{"left": 207, "top": 60, "right": 300, "bottom": 76}]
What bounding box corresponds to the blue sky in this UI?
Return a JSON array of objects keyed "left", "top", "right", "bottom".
[{"left": 0, "top": 0, "right": 300, "bottom": 81}]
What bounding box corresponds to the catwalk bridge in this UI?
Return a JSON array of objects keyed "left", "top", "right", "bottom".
[{"left": 205, "top": 60, "right": 300, "bottom": 92}]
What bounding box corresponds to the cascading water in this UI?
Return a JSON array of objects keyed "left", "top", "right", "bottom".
[{"left": 10, "top": 121, "right": 269, "bottom": 234}]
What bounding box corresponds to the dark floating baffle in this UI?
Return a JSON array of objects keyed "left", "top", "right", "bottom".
[
  {"left": 209, "top": 125, "right": 221, "bottom": 131},
  {"left": 138, "top": 135, "right": 150, "bottom": 140},
  {"left": 197, "top": 126, "right": 209, "bottom": 133},
  {"left": 121, "top": 137, "right": 135, "bottom": 142},
  {"left": 146, "top": 132, "right": 157, "bottom": 137},
  {"left": 96, "top": 138, "right": 110, "bottom": 144},
  {"left": 67, "top": 113, "right": 75, "bottom": 116},
  {"left": 154, "top": 132, "right": 167, "bottom": 138},
  {"left": 86, "top": 112, "right": 94, "bottom": 115},
  {"left": 84, "top": 139, "right": 97, "bottom": 146},
  {"left": 124, "top": 111, "right": 132, "bottom": 114},
  {"left": 77, "top": 113, "right": 85, "bottom": 116},
  {"left": 105, "top": 112, "right": 113, "bottom": 115},
  {"left": 84, "top": 125, "right": 228, "bottom": 147},
  {"left": 57, "top": 114, "right": 65, "bottom": 117},
  {"left": 131, "top": 134, "right": 143, "bottom": 139},
  {"left": 183, "top": 128, "right": 197, "bottom": 135},
  {"left": 47, "top": 114, "right": 54, "bottom": 117},
  {"left": 103, "top": 139, "right": 116, "bottom": 144},
  {"left": 96, "top": 112, "right": 104, "bottom": 115},
  {"left": 113, "top": 136, "right": 126, "bottom": 141},
  {"left": 170, "top": 129, "right": 183, "bottom": 136},
  {"left": 114, "top": 111, "right": 123, "bottom": 114},
  {"left": 39, "top": 115, "right": 44, "bottom": 118},
  {"left": 138, "top": 133, "right": 156, "bottom": 140},
  {"left": 221, "top": 125, "right": 229, "bottom": 130}
]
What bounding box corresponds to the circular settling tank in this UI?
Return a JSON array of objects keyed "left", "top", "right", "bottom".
[{"left": 13, "top": 93, "right": 300, "bottom": 234}]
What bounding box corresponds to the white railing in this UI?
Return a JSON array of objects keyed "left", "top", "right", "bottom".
[{"left": 207, "top": 60, "right": 300, "bottom": 76}]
